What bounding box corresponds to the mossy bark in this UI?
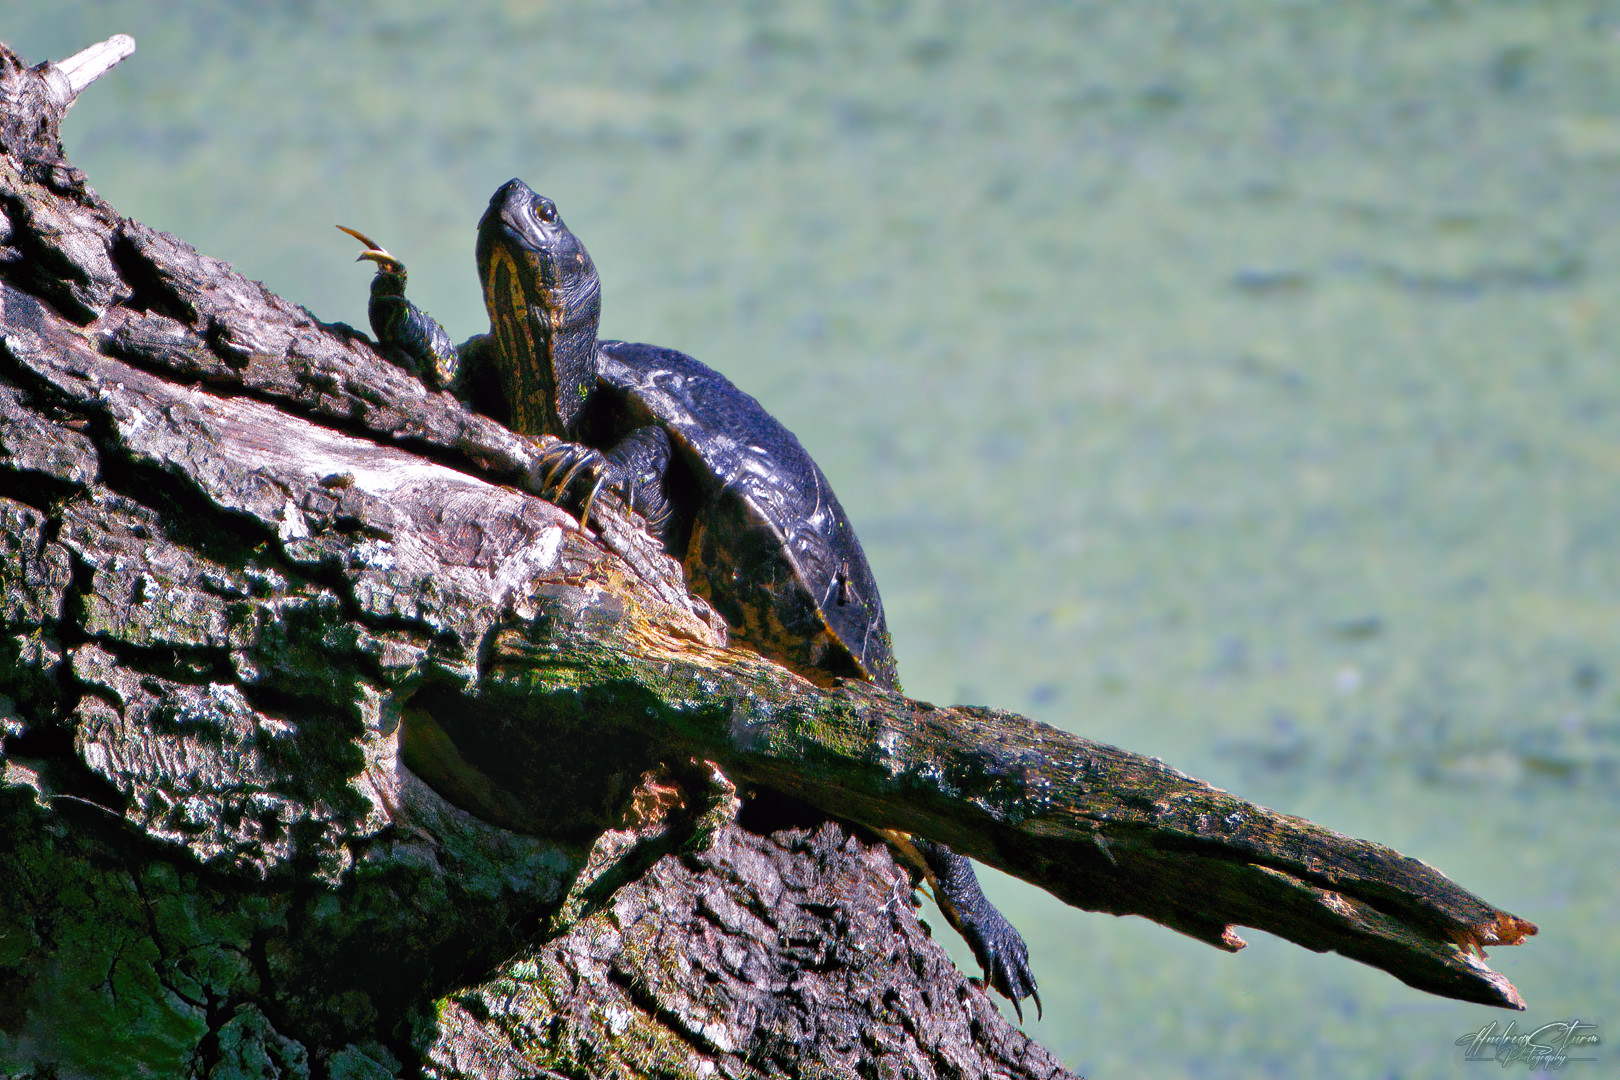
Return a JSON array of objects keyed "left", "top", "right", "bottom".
[{"left": 0, "top": 35, "right": 1531, "bottom": 1080}]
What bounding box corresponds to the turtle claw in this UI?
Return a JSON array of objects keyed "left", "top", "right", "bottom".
[
  {"left": 982, "top": 943, "right": 1042, "bottom": 1023},
  {"left": 533, "top": 440, "right": 612, "bottom": 530},
  {"left": 540, "top": 449, "right": 581, "bottom": 492},
  {"left": 576, "top": 472, "right": 609, "bottom": 534},
  {"left": 559, "top": 454, "right": 601, "bottom": 495},
  {"left": 337, "top": 224, "right": 406, "bottom": 275}
]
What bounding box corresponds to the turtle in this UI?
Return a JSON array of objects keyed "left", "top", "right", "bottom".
[{"left": 340, "top": 178, "right": 1039, "bottom": 1016}]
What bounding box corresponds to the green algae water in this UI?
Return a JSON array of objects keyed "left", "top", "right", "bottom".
[{"left": 12, "top": 3, "right": 1619, "bottom": 1075}]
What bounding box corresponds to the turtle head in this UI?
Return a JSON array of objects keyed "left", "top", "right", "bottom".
[{"left": 475, "top": 178, "right": 601, "bottom": 439}]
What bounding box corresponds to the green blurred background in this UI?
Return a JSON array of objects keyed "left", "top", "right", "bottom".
[{"left": 9, "top": 3, "right": 1617, "bottom": 1075}]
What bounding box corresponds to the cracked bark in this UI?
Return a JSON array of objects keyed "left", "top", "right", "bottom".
[{"left": 0, "top": 34, "right": 1533, "bottom": 1080}]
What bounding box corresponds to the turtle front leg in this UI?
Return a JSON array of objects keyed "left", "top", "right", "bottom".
[
  {"left": 913, "top": 838, "right": 1042, "bottom": 1021},
  {"left": 532, "top": 425, "right": 677, "bottom": 546},
  {"left": 338, "top": 225, "right": 471, "bottom": 393}
]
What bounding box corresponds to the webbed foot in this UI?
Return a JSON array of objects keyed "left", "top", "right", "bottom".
[{"left": 914, "top": 838, "right": 1041, "bottom": 1021}]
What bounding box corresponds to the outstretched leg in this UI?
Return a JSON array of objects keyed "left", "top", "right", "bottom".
[
  {"left": 912, "top": 838, "right": 1041, "bottom": 1020},
  {"left": 337, "top": 225, "right": 484, "bottom": 395}
]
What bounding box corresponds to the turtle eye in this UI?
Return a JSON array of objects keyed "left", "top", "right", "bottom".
[{"left": 534, "top": 199, "right": 557, "bottom": 224}]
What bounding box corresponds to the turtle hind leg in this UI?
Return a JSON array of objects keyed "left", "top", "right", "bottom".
[{"left": 913, "top": 838, "right": 1041, "bottom": 1021}]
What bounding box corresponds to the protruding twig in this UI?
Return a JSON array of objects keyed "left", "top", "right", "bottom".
[{"left": 39, "top": 33, "right": 136, "bottom": 109}]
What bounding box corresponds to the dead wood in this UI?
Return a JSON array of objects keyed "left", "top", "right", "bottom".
[{"left": 0, "top": 34, "right": 1531, "bottom": 1079}]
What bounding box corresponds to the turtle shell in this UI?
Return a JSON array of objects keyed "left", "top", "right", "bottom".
[{"left": 593, "top": 340, "right": 898, "bottom": 691}]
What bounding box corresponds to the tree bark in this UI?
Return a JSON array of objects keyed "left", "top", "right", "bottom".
[{"left": 0, "top": 35, "right": 1533, "bottom": 1079}]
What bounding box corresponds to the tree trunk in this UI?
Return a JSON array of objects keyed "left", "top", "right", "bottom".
[{"left": 0, "top": 35, "right": 1533, "bottom": 1080}]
